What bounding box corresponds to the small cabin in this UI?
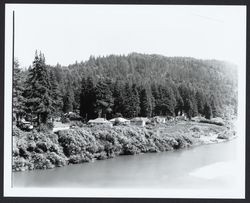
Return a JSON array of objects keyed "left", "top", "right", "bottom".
[
  {"left": 87, "top": 118, "right": 113, "bottom": 127},
  {"left": 153, "top": 116, "right": 166, "bottom": 124},
  {"left": 130, "top": 117, "right": 150, "bottom": 127},
  {"left": 109, "top": 117, "right": 130, "bottom": 125}
]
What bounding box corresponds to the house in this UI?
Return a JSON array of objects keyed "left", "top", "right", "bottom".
[
  {"left": 153, "top": 116, "right": 166, "bottom": 124},
  {"left": 109, "top": 117, "right": 130, "bottom": 125},
  {"left": 176, "top": 114, "right": 188, "bottom": 121},
  {"left": 87, "top": 118, "right": 113, "bottom": 127},
  {"left": 130, "top": 117, "right": 150, "bottom": 127}
]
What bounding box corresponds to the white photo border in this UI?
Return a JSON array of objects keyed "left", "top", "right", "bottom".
[{"left": 4, "top": 3, "right": 247, "bottom": 198}]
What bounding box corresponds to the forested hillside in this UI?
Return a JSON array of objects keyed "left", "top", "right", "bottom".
[{"left": 14, "top": 52, "right": 238, "bottom": 124}]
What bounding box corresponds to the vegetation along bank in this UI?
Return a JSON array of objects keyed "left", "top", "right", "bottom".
[{"left": 13, "top": 120, "right": 236, "bottom": 172}]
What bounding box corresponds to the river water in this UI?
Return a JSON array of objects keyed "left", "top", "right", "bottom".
[{"left": 13, "top": 139, "right": 240, "bottom": 189}]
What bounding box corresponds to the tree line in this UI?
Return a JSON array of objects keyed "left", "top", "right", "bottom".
[{"left": 13, "top": 51, "right": 238, "bottom": 126}]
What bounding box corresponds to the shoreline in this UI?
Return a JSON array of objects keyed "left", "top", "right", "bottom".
[{"left": 12, "top": 120, "right": 236, "bottom": 172}]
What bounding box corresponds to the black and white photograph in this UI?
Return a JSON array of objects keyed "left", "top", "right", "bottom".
[{"left": 3, "top": 3, "right": 246, "bottom": 198}]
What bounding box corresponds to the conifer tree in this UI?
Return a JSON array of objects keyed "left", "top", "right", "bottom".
[
  {"left": 80, "top": 77, "right": 87, "bottom": 119},
  {"left": 140, "top": 88, "right": 153, "bottom": 117},
  {"left": 24, "top": 51, "right": 53, "bottom": 125},
  {"left": 95, "top": 79, "right": 114, "bottom": 118},
  {"left": 49, "top": 69, "right": 63, "bottom": 116},
  {"left": 195, "top": 90, "right": 206, "bottom": 115},
  {"left": 112, "top": 81, "right": 125, "bottom": 117},
  {"left": 62, "top": 84, "right": 74, "bottom": 114},
  {"left": 80, "top": 76, "right": 96, "bottom": 120},
  {"left": 210, "top": 95, "right": 220, "bottom": 118},
  {"left": 204, "top": 102, "right": 212, "bottom": 119},
  {"left": 131, "top": 84, "right": 141, "bottom": 117},
  {"left": 13, "top": 59, "right": 25, "bottom": 121},
  {"left": 156, "top": 85, "right": 176, "bottom": 116},
  {"left": 123, "top": 83, "right": 140, "bottom": 118}
]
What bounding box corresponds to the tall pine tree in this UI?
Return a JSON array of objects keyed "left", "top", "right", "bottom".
[
  {"left": 49, "top": 69, "right": 63, "bottom": 116},
  {"left": 24, "top": 51, "right": 53, "bottom": 125},
  {"left": 139, "top": 88, "right": 153, "bottom": 117},
  {"left": 94, "top": 79, "right": 114, "bottom": 118},
  {"left": 80, "top": 76, "right": 96, "bottom": 120},
  {"left": 13, "top": 59, "right": 25, "bottom": 121}
]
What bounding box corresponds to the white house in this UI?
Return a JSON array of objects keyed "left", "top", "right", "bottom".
[
  {"left": 153, "top": 116, "right": 166, "bottom": 124},
  {"left": 109, "top": 117, "right": 130, "bottom": 125},
  {"left": 130, "top": 117, "right": 150, "bottom": 127},
  {"left": 87, "top": 118, "right": 113, "bottom": 127}
]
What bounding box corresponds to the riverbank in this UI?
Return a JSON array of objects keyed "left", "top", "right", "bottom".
[{"left": 12, "top": 120, "right": 236, "bottom": 172}]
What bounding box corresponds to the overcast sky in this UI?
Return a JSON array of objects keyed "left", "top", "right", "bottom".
[{"left": 6, "top": 4, "right": 246, "bottom": 68}]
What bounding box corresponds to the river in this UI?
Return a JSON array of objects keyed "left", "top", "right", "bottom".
[{"left": 13, "top": 139, "right": 240, "bottom": 189}]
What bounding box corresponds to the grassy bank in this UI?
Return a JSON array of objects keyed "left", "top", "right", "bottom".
[{"left": 12, "top": 121, "right": 236, "bottom": 172}]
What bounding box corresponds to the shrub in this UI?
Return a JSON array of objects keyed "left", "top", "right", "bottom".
[
  {"left": 26, "top": 141, "right": 36, "bottom": 152},
  {"left": 190, "top": 126, "right": 201, "bottom": 132},
  {"left": 95, "top": 151, "right": 108, "bottom": 160},
  {"left": 47, "top": 122, "right": 54, "bottom": 130},
  {"left": 217, "top": 132, "right": 229, "bottom": 139},
  {"left": 13, "top": 120, "right": 231, "bottom": 172},
  {"left": 31, "top": 153, "right": 50, "bottom": 169},
  {"left": 61, "top": 117, "right": 70, "bottom": 123},
  {"left": 12, "top": 157, "right": 31, "bottom": 171},
  {"left": 13, "top": 125, "right": 25, "bottom": 137},
  {"left": 36, "top": 142, "right": 48, "bottom": 152},
  {"left": 68, "top": 113, "right": 82, "bottom": 121},
  {"left": 70, "top": 121, "right": 85, "bottom": 128},
  {"left": 68, "top": 151, "right": 93, "bottom": 164},
  {"left": 47, "top": 152, "right": 67, "bottom": 167},
  {"left": 38, "top": 124, "right": 51, "bottom": 132}
]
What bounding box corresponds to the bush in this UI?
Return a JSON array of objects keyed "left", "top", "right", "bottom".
[
  {"left": 36, "top": 142, "right": 48, "bottom": 152},
  {"left": 13, "top": 125, "right": 25, "bottom": 137},
  {"left": 47, "top": 152, "right": 67, "bottom": 167},
  {"left": 68, "top": 153, "right": 91, "bottom": 164},
  {"left": 190, "top": 126, "right": 201, "bottom": 132},
  {"left": 32, "top": 153, "right": 51, "bottom": 169},
  {"left": 217, "top": 132, "right": 229, "bottom": 139},
  {"left": 27, "top": 141, "right": 36, "bottom": 152},
  {"left": 12, "top": 157, "right": 32, "bottom": 171},
  {"left": 61, "top": 117, "right": 70, "bottom": 123},
  {"left": 38, "top": 124, "right": 51, "bottom": 132},
  {"left": 47, "top": 122, "right": 54, "bottom": 130},
  {"left": 70, "top": 121, "right": 85, "bottom": 128},
  {"left": 68, "top": 113, "right": 82, "bottom": 121},
  {"left": 13, "top": 121, "right": 230, "bottom": 172}
]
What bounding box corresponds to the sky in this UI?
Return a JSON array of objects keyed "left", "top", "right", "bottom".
[{"left": 6, "top": 4, "right": 246, "bottom": 68}]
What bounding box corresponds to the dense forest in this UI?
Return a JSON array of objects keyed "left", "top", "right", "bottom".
[{"left": 13, "top": 52, "right": 238, "bottom": 126}]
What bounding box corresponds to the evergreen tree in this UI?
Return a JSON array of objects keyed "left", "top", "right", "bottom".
[
  {"left": 112, "top": 81, "right": 125, "bottom": 117},
  {"left": 49, "top": 69, "right": 63, "bottom": 116},
  {"left": 204, "top": 102, "right": 212, "bottom": 119},
  {"left": 172, "top": 85, "right": 183, "bottom": 116},
  {"left": 156, "top": 85, "right": 176, "bottom": 116},
  {"left": 62, "top": 84, "right": 74, "bottom": 113},
  {"left": 151, "top": 83, "right": 159, "bottom": 116},
  {"left": 13, "top": 59, "right": 25, "bottom": 121},
  {"left": 131, "top": 84, "right": 141, "bottom": 117},
  {"left": 95, "top": 79, "right": 114, "bottom": 118},
  {"left": 195, "top": 90, "right": 206, "bottom": 115},
  {"left": 210, "top": 95, "right": 220, "bottom": 118},
  {"left": 80, "top": 76, "right": 96, "bottom": 120},
  {"left": 80, "top": 77, "right": 87, "bottom": 119},
  {"left": 24, "top": 51, "right": 53, "bottom": 125},
  {"left": 185, "top": 99, "right": 191, "bottom": 119},
  {"left": 123, "top": 83, "right": 140, "bottom": 118},
  {"left": 140, "top": 88, "right": 153, "bottom": 117}
]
